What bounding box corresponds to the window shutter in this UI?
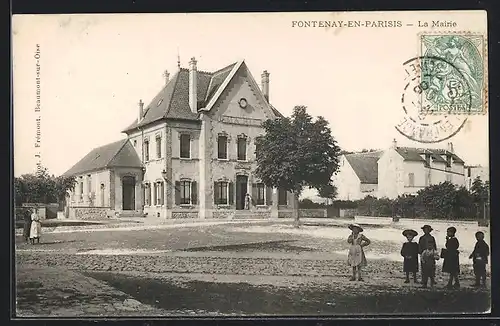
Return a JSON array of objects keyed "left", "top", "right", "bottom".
[
  {"left": 191, "top": 181, "right": 198, "bottom": 205},
  {"left": 266, "top": 186, "right": 273, "bottom": 205},
  {"left": 252, "top": 183, "right": 258, "bottom": 203},
  {"left": 161, "top": 182, "right": 165, "bottom": 205},
  {"left": 214, "top": 182, "right": 219, "bottom": 204},
  {"left": 175, "top": 181, "right": 181, "bottom": 205},
  {"left": 229, "top": 182, "right": 234, "bottom": 205}
]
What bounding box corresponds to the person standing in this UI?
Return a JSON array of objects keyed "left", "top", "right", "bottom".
[
  {"left": 421, "top": 241, "right": 440, "bottom": 288},
  {"left": 418, "top": 224, "right": 436, "bottom": 283},
  {"left": 29, "top": 207, "right": 42, "bottom": 244},
  {"left": 469, "top": 231, "right": 489, "bottom": 287},
  {"left": 22, "top": 208, "right": 32, "bottom": 244},
  {"left": 244, "top": 193, "right": 251, "bottom": 210},
  {"left": 347, "top": 223, "right": 371, "bottom": 281},
  {"left": 442, "top": 226, "right": 460, "bottom": 289},
  {"left": 401, "top": 229, "right": 419, "bottom": 283}
]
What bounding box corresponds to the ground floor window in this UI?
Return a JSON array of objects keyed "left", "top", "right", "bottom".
[
  {"left": 144, "top": 183, "right": 151, "bottom": 206},
  {"left": 175, "top": 180, "right": 198, "bottom": 205},
  {"left": 154, "top": 181, "right": 164, "bottom": 205},
  {"left": 215, "top": 181, "right": 229, "bottom": 205},
  {"left": 278, "top": 188, "right": 288, "bottom": 205}
]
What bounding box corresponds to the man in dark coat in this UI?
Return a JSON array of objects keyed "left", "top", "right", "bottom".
[{"left": 22, "top": 208, "right": 32, "bottom": 243}]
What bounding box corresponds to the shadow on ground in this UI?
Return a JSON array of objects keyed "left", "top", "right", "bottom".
[
  {"left": 183, "top": 240, "right": 315, "bottom": 253},
  {"left": 87, "top": 271, "right": 490, "bottom": 315}
]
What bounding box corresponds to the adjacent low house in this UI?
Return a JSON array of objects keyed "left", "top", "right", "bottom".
[
  {"left": 333, "top": 151, "right": 382, "bottom": 200},
  {"left": 62, "top": 139, "right": 143, "bottom": 219}
]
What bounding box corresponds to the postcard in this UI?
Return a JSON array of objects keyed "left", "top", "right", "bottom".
[{"left": 12, "top": 11, "right": 489, "bottom": 317}]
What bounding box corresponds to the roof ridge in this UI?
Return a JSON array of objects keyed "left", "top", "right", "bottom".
[
  {"left": 104, "top": 138, "right": 129, "bottom": 168},
  {"left": 163, "top": 70, "right": 182, "bottom": 119},
  {"left": 211, "top": 62, "right": 237, "bottom": 75}
]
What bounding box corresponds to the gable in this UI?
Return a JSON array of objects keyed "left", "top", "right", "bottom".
[
  {"left": 345, "top": 152, "right": 383, "bottom": 184},
  {"left": 207, "top": 63, "right": 276, "bottom": 121}
]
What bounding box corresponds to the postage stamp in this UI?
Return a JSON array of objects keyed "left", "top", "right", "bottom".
[
  {"left": 418, "top": 32, "right": 487, "bottom": 115},
  {"left": 396, "top": 56, "right": 469, "bottom": 143}
]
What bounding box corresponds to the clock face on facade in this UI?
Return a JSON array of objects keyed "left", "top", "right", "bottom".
[{"left": 238, "top": 98, "right": 248, "bottom": 108}]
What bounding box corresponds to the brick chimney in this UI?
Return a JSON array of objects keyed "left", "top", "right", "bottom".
[
  {"left": 163, "top": 70, "right": 170, "bottom": 85},
  {"left": 138, "top": 99, "right": 144, "bottom": 122},
  {"left": 447, "top": 142, "right": 454, "bottom": 153},
  {"left": 189, "top": 57, "right": 198, "bottom": 113},
  {"left": 261, "top": 70, "right": 270, "bottom": 102}
]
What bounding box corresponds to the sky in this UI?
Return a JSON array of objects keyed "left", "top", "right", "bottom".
[{"left": 12, "top": 11, "right": 488, "bottom": 177}]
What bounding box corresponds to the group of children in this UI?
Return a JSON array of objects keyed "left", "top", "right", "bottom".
[{"left": 347, "top": 223, "right": 489, "bottom": 288}]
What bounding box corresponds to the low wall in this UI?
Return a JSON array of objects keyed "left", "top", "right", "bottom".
[
  {"left": 70, "top": 207, "right": 110, "bottom": 220},
  {"left": 299, "top": 209, "right": 327, "bottom": 218},
  {"left": 171, "top": 211, "right": 199, "bottom": 219},
  {"left": 354, "top": 215, "right": 483, "bottom": 227}
]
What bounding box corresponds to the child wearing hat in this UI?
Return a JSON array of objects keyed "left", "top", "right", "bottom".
[
  {"left": 401, "top": 229, "right": 419, "bottom": 283},
  {"left": 347, "top": 223, "right": 371, "bottom": 281},
  {"left": 418, "top": 224, "right": 436, "bottom": 284},
  {"left": 469, "top": 231, "right": 489, "bottom": 287},
  {"left": 442, "top": 226, "right": 460, "bottom": 289}
]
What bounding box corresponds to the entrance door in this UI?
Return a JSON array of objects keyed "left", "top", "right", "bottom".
[
  {"left": 122, "top": 176, "right": 136, "bottom": 210},
  {"left": 235, "top": 175, "right": 248, "bottom": 210}
]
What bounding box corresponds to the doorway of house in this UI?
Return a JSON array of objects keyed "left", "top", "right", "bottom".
[
  {"left": 235, "top": 175, "right": 248, "bottom": 210},
  {"left": 122, "top": 176, "right": 136, "bottom": 210}
]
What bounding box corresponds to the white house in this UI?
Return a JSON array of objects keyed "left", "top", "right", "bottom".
[
  {"left": 334, "top": 140, "right": 466, "bottom": 200},
  {"left": 377, "top": 140, "right": 465, "bottom": 199},
  {"left": 333, "top": 151, "right": 382, "bottom": 200}
]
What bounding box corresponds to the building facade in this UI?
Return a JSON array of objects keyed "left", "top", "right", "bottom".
[
  {"left": 64, "top": 58, "right": 294, "bottom": 219},
  {"left": 334, "top": 140, "right": 466, "bottom": 200}
]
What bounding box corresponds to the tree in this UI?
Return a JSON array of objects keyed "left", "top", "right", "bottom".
[
  {"left": 416, "top": 181, "right": 458, "bottom": 219},
  {"left": 470, "top": 177, "right": 489, "bottom": 220},
  {"left": 255, "top": 105, "right": 341, "bottom": 227},
  {"left": 14, "top": 167, "right": 76, "bottom": 208},
  {"left": 317, "top": 183, "right": 338, "bottom": 205}
]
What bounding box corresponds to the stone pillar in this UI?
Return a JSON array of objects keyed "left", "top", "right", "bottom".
[
  {"left": 271, "top": 187, "right": 278, "bottom": 219},
  {"left": 165, "top": 127, "right": 173, "bottom": 219},
  {"left": 83, "top": 175, "right": 89, "bottom": 205},
  {"left": 198, "top": 116, "right": 213, "bottom": 219}
]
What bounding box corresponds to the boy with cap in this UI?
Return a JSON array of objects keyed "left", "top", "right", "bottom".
[
  {"left": 469, "top": 231, "right": 489, "bottom": 287},
  {"left": 401, "top": 229, "right": 419, "bottom": 283},
  {"left": 418, "top": 225, "right": 436, "bottom": 284}
]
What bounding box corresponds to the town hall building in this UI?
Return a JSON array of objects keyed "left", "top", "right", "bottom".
[{"left": 63, "top": 58, "right": 294, "bottom": 220}]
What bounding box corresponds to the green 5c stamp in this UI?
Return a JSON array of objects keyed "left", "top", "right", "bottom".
[{"left": 419, "top": 33, "right": 487, "bottom": 115}]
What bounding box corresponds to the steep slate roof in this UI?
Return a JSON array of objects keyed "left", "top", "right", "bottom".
[
  {"left": 123, "top": 60, "right": 283, "bottom": 133},
  {"left": 62, "top": 139, "right": 142, "bottom": 177},
  {"left": 395, "top": 147, "right": 464, "bottom": 164},
  {"left": 345, "top": 151, "right": 383, "bottom": 184}
]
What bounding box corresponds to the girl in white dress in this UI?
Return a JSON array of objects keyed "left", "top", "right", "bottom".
[
  {"left": 29, "top": 208, "right": 42, "bottom": 244},
  {"left": 347, "top": 223, "right": 371, "bottom": 281}
]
